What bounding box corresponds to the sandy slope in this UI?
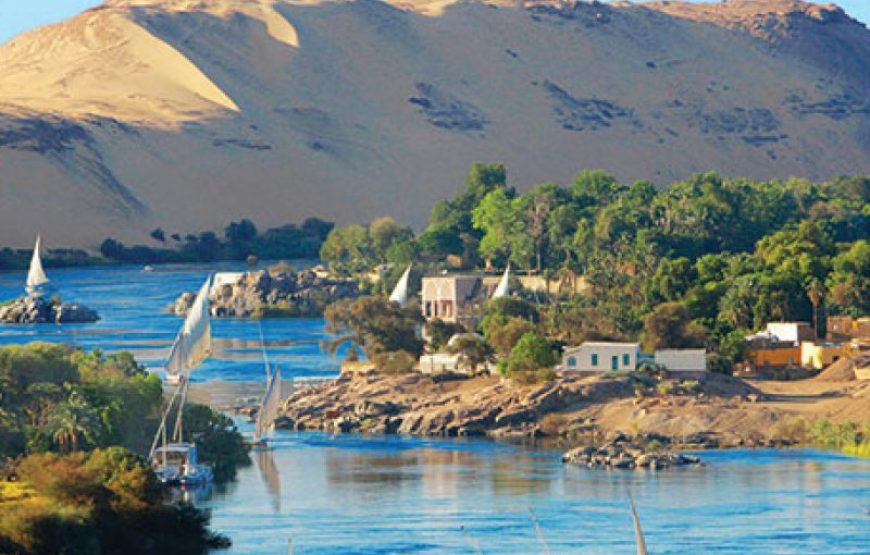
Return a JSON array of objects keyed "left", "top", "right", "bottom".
[{"left": 0, "top": 0, "right": 868, "bottom": 248}]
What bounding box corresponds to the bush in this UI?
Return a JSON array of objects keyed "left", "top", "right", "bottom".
[
  {"left": 1, "top": 449, "right": 230, "bottom": 554},
  {"left": 181, "top": 405, "right": 251, "bottom": 484},
  {"left": 372, "top": 350, "right": 417, "bottom": 374},
  {"left": 655, "top": 381, "right": 675, "bottom": 396}
]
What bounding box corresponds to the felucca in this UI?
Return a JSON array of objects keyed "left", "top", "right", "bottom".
[
  {"left": 25, "top": 235, "right": 51, "bottom": 297},
  {"left": 252, "top": 322, "right": 283, "bottom": 449},
  {"left": 150, "top": 276, "right": 214, "bottom": 486}
]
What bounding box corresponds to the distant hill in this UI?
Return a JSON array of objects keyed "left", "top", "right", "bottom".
[{"left": 0, "top": 0, "right": 868, "bottom": 248}]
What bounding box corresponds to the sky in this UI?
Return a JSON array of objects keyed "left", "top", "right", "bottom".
[{"left": 0, "top": 0, "right": 868, "bottom": 44}]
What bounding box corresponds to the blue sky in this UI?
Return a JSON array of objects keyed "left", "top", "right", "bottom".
[{"left": 0, "top": 0, "right": 868, "bottom": 44}]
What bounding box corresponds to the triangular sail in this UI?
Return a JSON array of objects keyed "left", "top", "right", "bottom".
[
  {"left": 254, "top": 366, "right": 282, "bottom": 441},
  {"left": 26, "top": 235, "right": 49, "bottom": 294},
  {"left": 165, "top": 277, "right": 212, "bottom": 377},
  {"left": 388, "top": 264, "right": 412, "bottom": 307},
  {"left": 629, "top": 495, "right": 649, "bottom": 555},
  {"left": 491, "top": 263, "right": 510, "bottom": 299}
]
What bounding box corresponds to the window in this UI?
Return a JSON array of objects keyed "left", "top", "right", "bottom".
[
  {"left": 567, "top": 356, "right": 577, "bottom": 367},
  {"left": 591, "top": 354, "right": 598, "bottom": 367},
  {"left": 623, "top": 353, "right": 630, "bottom": 367}
]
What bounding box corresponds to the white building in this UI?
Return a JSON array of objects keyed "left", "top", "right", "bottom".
[
  {"left": 561, "top": 342, "right": 640, "bottom": 372},
  {"left": 751, "top": 322, "right": 815, "bottom": 346},
  {"left": 654, "top": 349, "right": 707, "bottom": 377},
  {"left": 419, "top": 353, "right": 463, "bottom": 374}
]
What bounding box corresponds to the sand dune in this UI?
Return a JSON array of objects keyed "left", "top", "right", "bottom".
[{"left": 0, "top": 0, "right": 868, "bottom": 248}]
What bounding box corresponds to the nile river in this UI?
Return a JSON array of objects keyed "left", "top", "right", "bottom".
[{"left": 1, "top": 264, "right": 868, "bottom": 554}]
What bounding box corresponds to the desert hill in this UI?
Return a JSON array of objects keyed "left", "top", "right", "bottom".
[{"left": 0, "top": 0, "right": 868, "bottom": 248}]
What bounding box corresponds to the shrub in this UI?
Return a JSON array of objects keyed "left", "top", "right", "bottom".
[
  {"left": 372, "top": 350, "right": 417, "bottom": 374},
  {"left": 655, "top": 381, "right": 675, "bottom": 396}
]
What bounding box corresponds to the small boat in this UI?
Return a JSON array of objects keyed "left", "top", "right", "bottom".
[
  {"left": 143, "top": 265, "right": 154, "bottom": 272},
  {"left": 152, "top": 442, "right": 213, "bottom": 487},
  {"left": 25, "top": 235, "right": 52, "bottom": 297}
]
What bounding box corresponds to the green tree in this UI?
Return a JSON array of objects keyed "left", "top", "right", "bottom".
[
  {"left": 319, "top": 224, "right": 372, "bottom": 275},
  {"left": 642, "top": 302, "right": 707, "bottom": 351},
  {"left": 483, "top": 316, "right": 536, "bottom": 358},
  {"left": 324, "top": 296, "right": 424, "bottom": 360},
  {"left": 507, "top": 332, "right": 558, "bottom": 374},
  {"left": 472, "top": 188, "right": 521, "bottom": 265},
  {"left": 446, "top": 334, "right": 495, "bottom": 374}
]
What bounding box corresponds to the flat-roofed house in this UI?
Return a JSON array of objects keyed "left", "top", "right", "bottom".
[
  {"left": 763, "top": 322, "right": 816, "bottom": 344},
  {"left": 654, "top": 349, "right": 707, "bottom": 378},
  {"left": 561, "top": 342, "right": 640, "bottom": 372}
]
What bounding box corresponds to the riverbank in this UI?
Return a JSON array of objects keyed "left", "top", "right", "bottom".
[{"left": 275, "top": 369, "right": 870, "bottom": 450}]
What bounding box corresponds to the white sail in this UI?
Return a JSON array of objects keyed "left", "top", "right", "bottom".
[
  {"left": 388, "top": 264, "right": 412, "bottom": 307},
  {"left": 254, "top": 366, "right": 282, "bottom": 441},
  {"left": 165, "top": 278, "right": 212, "bottom": 377},
  {"left": 491, "top": 263, "right": 511, "bottom": 299},
  {"left": 25, "top": 235, "right": 49, "bottom": 294},
  {"left": 629, "top": 496, "right": 649, "bottom": 555}
]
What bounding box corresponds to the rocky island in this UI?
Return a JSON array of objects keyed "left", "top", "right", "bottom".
[
  {"left": 172, "top": 267, "right": 360, "bottom": 318},
  {"left": 275, "top": 367, "right": 869, "bottom": 451},
  {"left": 0, "top": 295, "right": 99, "bottom": 324}
]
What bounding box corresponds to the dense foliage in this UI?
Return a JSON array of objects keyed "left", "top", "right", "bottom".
[
  {"left": 0, "top": 344, "right": 236, "bottom": 553},
  {"left": 321, "top": 165, "right": 870, "bottom": 371},
  {"left": 0, "top": 448, "right": 229, "bottom": 554},
  {"left": 0, "top": 344, "right": 162, "bottom": 457},
  {"left": 100, "top": 217, "right": 333, "bottom": 265}
]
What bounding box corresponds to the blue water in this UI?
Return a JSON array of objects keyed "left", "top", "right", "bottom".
[
  {"left": 206, "top": 432, "right": 869, "bottom": 554},
  {"left": 2, "top": 264, "right": 868, "bottom": 553},
  {"left": 0, "top": 262, "right": 343, "bottom": 381}
]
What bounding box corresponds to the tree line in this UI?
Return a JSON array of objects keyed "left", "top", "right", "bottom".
[{"left": 320, "top": 163, "right": 870, "bottom": 372}]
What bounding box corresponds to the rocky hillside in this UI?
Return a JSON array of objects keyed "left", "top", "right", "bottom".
[{"left": 0, "top": 0, "right": 868, "bottom": 247}]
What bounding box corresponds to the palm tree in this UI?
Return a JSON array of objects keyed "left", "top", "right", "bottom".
[
  {"left": 46, "top": 391, "right": 99, "bottom": 453},
  {"left": 806, "top": 278, "right": 826, "bottom": 338}
]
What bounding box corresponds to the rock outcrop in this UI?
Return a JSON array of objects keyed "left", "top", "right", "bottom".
[
  {"left": 0, "top": 295, "right": 99, "bottom": 324},
  {"left": 279, "top": 371, "right": 640, "bottom": 438},
  {"left": 562, "top": 437, "right": 702, "bottom": 470},
  {"left": 273, "top": 368, "right": 870, "bottom": 447},
  {"left": 172, "top": 269, "right": 360, "bottom": 318}
]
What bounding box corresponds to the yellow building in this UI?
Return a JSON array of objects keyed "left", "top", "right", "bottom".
[
  {"left": 746, "top": 346, "right": 801, "bottom": 368},
  {"left": 800, "top": 342, "right": 851, "bottom": 370}
]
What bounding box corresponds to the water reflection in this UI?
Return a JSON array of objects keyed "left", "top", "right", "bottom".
[
  {"left": 255, "top": 449, "right": 282, "bottom": 513},
  {"left": 202, "top": 433, "right": 870, "bottom": 554}
]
